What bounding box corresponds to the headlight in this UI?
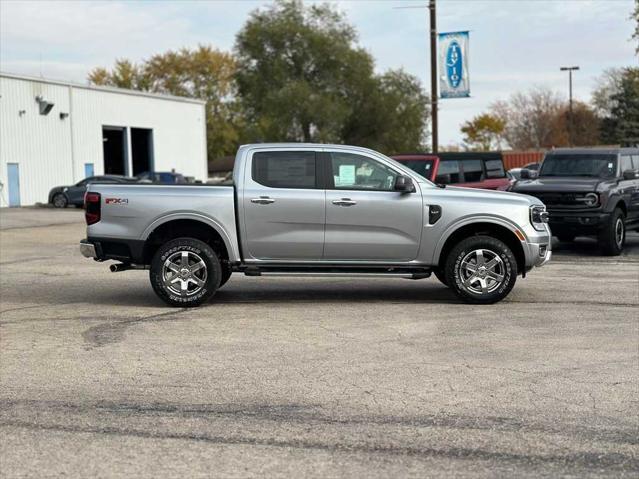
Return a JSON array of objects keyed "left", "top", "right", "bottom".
[
  {"left": 583, "top": 192, "right": 599, "bottom": 207},
  {"left": 530, "top": 205, "right": 549, "bottom": 231}
]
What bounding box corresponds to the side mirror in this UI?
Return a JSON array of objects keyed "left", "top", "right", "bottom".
[
  {"left": 623, "top": 170, "right": 638, "bottom": 180},
  {"left": 394, "top": 175, "right": 415, "bottom": 193}
]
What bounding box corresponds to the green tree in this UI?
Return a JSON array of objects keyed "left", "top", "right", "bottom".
[
  {"left": 234, "top": 0, "right": 429, "bottom": 151},
  {"left": 341, "top": 70, "right": 430, "bottom": 153},
  {"left": 599, "top": 67, "right": 639, "bottom": 146},
  {"left": 460, "top": 113, "right": 505, "bottom": 150},
  {"left": 89, "top": 46, "right": 244, "bottom": 165}
]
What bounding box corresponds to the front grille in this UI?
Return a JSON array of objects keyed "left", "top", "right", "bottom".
[{"left": 526, "top": 192, "right": 596, "bottom": 209}]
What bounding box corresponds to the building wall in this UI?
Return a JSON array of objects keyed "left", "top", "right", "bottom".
[{"left": 0, "top": 74, "right": 207, "bottom": 206}]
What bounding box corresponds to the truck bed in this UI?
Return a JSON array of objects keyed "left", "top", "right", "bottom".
[{"left": 87, "top": 183, "right": 240, "bottom": 261}]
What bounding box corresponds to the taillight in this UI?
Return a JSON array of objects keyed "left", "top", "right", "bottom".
[{"left": 85, "top": 192, "right": 101, "bottom": 225}]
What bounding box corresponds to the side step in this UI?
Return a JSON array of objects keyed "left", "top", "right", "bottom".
[{"left": 241, "top": 266, "right": 431, "bottom": 280}]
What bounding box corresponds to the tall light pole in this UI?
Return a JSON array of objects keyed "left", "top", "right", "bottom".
[
  {"left": 560, "top": 66, "right": 579, "bottom": 146},
  {"left": 429, "top": 0, "right": 438, "bottom": 153},
  {"left": 395, "top": 1, "right": 438, "bottom": 153}
]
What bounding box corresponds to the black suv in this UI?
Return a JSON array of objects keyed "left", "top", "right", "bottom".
[{"left": 513, "top": 148, "right": 639, "bottom": 255}]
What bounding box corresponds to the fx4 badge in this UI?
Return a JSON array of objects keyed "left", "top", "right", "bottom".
[{"left": 105, "top": 198, "right": 129, "bottom": 205}]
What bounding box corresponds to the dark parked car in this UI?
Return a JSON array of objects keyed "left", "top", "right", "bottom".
[
  {"left": 48, "top": 175, "right": 136, "bottom": 208},
  {"left": 136, "top": 171, "right": 187, "bottom": 184},
  {"left": 513, "top": 148, "right": 639, "bottom": 255},
  {"left": 392, "top": 152, "right": 511, "bottom": 190}
]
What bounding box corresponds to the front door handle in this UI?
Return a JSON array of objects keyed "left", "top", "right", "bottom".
[
  {"left": 332, "top": 198, "right": 357, "bottom": 207},
  {"left": 250, "top": 196, "right": 275, "bottom": 205}
]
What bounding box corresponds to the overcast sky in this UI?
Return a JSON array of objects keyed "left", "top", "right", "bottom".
[{"left": 1, "top": 0, "right": 636, "bottom": 146}]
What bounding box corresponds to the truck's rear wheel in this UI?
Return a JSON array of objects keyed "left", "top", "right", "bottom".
[
  {"left": 599, "top": 208, "right": 625, "bottom": 256},
  {"left": 150, "top": 238, "right": 221, "bottom": 307},
  {"left": 444, "top": 235, "right": 517, "bottom": 304}
]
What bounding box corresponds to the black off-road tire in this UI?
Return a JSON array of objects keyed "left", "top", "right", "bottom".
[
  {"left": 599, "top": 208, "right": 625, "bottom": 256},
  {"left": 444, "top": 235, "right": 518, "bottom": 304},
  {"left": 52, "top": 193, "right": 68, "bottom": 208},
  {"left": 433, "top": 268, "right": 448, "bottom": 287},
  {"left": 150, "top": 238, "right": 222, "bottom": 307}
]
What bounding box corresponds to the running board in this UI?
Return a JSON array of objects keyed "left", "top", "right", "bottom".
[
  {"left": 241, "top": 266, "right": 431, "bottom": 280},
  {"left": 259, "top": 271, "right": 430, "bottom": 279}
]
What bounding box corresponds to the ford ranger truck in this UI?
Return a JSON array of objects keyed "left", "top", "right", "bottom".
[{"left": 80, "top": 144, "right": 551, "bottom": 307}]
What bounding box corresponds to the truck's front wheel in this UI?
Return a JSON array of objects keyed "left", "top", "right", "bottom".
[
  {"left": 599, "top": 208, "right": 625, "bottom": 256},
  {"left": 444, "top": 235, "right": 518, "bottom": 304},
  {"left": 150, "top": 238, "right": 222, "bottom": 307}
]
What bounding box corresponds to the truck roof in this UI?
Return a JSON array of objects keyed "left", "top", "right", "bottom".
[{"left": 547, "top": 147, "right": 639, "bottom": 155}]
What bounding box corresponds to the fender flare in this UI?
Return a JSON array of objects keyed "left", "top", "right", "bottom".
[
  {"left": 141, "top": 212, "right": 239, "bottom": 261},
  {"left": 431, "top": 214, "right": 526, "bottom": 265}
]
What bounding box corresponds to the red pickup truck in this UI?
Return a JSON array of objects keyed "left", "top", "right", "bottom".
[{"left": 392, "top": 152, "right": 512, "bottom": 190}]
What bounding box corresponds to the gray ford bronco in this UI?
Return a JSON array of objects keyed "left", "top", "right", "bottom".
[
  {"left": 513, "top": 148, "right": 639, "bottom": 255},
  {"left": 80, "top": 144, "right": 551, "bottom": 306}
]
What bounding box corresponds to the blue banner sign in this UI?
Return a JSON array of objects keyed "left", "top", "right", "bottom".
[{"left": 438, "top": 31, "right": 470, "bottom": 98}]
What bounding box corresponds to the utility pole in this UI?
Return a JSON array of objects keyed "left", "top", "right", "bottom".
[
  {"left": 394, "top": 1, "right": 438, "bottom": 153},
  {"left": 429, "top": 0, "right": 438, "bottom": 153},
  {"left": 560, "top": 66, "right": 579, "bottom": 146}
]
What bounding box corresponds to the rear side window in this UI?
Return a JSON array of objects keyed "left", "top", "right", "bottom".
[
  {"left": 435, "top": 160, "right": 461, "bottom": 184},
  {"left": 461, "top": 159, "right": 483, "bottom": 182},
  {"left": 485, "top": 159, "right": 505, "bottom": 178},
  {"left": 252, "top": 151, "right": 317, "bottom": 188}
]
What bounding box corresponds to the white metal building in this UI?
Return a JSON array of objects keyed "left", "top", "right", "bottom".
[{"left": 0, "top": 72, "right": 207, "bottom": 206}]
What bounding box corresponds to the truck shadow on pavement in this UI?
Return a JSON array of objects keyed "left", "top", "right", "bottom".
[{"left": 551, "top": 232, "right": 639, "bottom": 258}]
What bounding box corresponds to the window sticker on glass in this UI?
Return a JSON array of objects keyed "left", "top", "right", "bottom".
[{"left": 335, "top": 164, "right": 356, "bottom": 186}]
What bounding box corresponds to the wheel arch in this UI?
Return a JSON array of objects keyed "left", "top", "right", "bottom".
[
  {"left": 613, "top": 199, "right": 627, "bottom": 216},
  {"left": 434, "top": 219, "right": 526, "bottom": 274},
  {"left": 142, "top": 214, "right": 237, "bottom": 264}
]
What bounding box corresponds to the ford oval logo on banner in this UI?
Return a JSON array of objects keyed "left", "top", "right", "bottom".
[
  {"left": 446, "top": 41, "right": 462, "bottom": 88},
  {"left": 438, "top": 31, "right": 470, "bottom": 98}
]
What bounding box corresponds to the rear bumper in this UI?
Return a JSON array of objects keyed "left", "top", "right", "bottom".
[
  {"left": 79, "top": 240, "right": 97, "bottom": 259},
  {"left": 79, "top": 237, "right": 145, "bottom": 263}
]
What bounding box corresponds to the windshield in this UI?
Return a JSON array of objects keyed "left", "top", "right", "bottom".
[
  {"left": 397, "top": 160, "right": 435, "bottom": 180},
  {"left": 539, "top": 154, "right": 617, "bottom": 178}
]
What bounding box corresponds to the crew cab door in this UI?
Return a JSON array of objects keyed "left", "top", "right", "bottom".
[
  {"left": 323, "top": 151, "right": 423, "bottom": 261},
  {"left": 242, "top": 150, "right": 325, "bottom": 261}
]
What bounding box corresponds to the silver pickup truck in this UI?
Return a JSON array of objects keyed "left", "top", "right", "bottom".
[{"left": 80, "top": 143, "right": 551, "bottom": 306}]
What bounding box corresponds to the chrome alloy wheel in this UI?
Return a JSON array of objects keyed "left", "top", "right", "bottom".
[
  {"left": 162, "top": 250, "right": 208, "bottom": 297},
  {"left": 615, "top": 218, "right": 624, "bottom": 248},
  {"left": 458, "top": 249, "right": 505, "bottom": 295}
]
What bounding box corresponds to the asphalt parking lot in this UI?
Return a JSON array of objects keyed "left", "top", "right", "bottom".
[{"left": 1, "top": 208, "right": 637, "bottom": 478}]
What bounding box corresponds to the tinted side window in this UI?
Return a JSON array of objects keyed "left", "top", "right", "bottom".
[
  {"left": 330, "top": 153, "right": 397, "bottom": 191},
  {"left": 485, "top": 159, "right": 505, "bottom": 178},
  {"left": 621, "top": 155, "right": 633, "bottom": 173},
  {"left": 252, "top": 151, "right": 316, "bottom": 188},
  {"left": 461, "top": 159, "right": 483, "bottom": 182},
  {"left": 435, "top": 160, "right": 461, "bottom": 184}
]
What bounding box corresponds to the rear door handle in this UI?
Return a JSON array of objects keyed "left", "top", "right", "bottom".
[
  {"left": 250, "top": 196, "right": 275, "bottom": 205},
  {"left": 332, "top": 198, "right": 357, "bottom": 207}
]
